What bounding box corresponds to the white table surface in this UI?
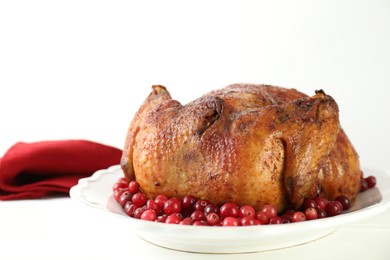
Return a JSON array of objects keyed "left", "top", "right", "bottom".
[{"left": 1, "top": 1, "right": 390, "bottom": 259}]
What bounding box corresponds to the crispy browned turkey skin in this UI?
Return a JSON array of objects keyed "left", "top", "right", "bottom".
[{"left": 121, "top": 84, "right": 362, "bottom": 212}]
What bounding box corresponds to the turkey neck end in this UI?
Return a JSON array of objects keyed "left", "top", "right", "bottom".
[{"left": 280, "top": 92, "right": 340, "bottom": 208}]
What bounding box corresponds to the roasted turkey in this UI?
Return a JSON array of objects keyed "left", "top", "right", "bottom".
[{"left": 121, "top": 84, "right": 362, "bottom": 212}]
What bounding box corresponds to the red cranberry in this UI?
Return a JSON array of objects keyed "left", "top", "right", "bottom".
[
  {"left": 141, "top": 209, "right": 157, "bottom": 221},
  {"left": 222, "top": 217, "right": 239, "bottom": 226},
  {"left": 146, "top": 199, "right": 161, "bottom": 214},
  {"left": 119, "top": 191, "right": 133, "bottom": 207},
  {"left": 175, "top": 213, "right": 183, "bottom": 219},
  {"left": 255, "top": 211, "right": 270, "bottom": 224},
  {"left": 124, "top": 202, "right": 137, "bottom": 217},
  {"left": 304, "top": 207, "right": 318, "bottom": 220},
  {"left": 113, "top": 180, "right": 129, "bottom": 191},
  {"left": 219, "top": 202, "right": 239, "bottom": 218},
  {"left": 191, "top": 210, "right": 206, "bottom": 222},
  {"left": 280, "top": 210, "right": 294, "bottom": 223},
  {"left": 333, "top": 201, "right": 343, "bottom": 213},
  {"left": 206, "top": 212, "right": 220, "bottom": 226},
  {"left": 164, "top": 198, "right": 182, "bottom": 215},
  {"left": 282, "top": 209, "right": 294, "bottom": 217},
  {"left": 156, "top": 214, "right": 168, "bottom": 223},
  {"left": 360, "top": 178, "right": 369, "bottom": 192},
  {"left": 291, "top": 211, "right": 306, "bottom": 222},
  {"left": 269, "top": 216, "right": 282, "bottom": 224},
  {"left": 204, "top": 204, "right": 219, "bottom": 216},
  {"left": 316, "top": 208, "right": 327, "bottom": 218},
  {"left": 314, "top": 197, "right": 329, "bottom": 210},
  {"left": 180, "top": 217, "right": 194, "bottom": 225},
  {"left": 155, "top": 194, "right": 169, "bottom": 209},
  {"left": 133, "top": 206, "right": 147, "bottom": 219},
  {"left": 335, "top": 195, "right": 351, "bottom": 210},
  {"left": 239, "top": 205, "right": 256, "bottom": 218},
  {"left": 194, "top": 199, "right": 210, "bottom": 212},
  {"left": 118, "top": 177, "right": 129, "bottom": 184},
  {"left": 113, "top": 188, "right": 128, "bottom": 202},
  {"left": 165, "top": 213, "right": 182, "bottom": 224},
  {"left": 128, "top": 180, "right": 140, "bottom": 194},
  {"left": 240, "top": 216, "right": 256, "bottom": 226},
  {"left": 303, "top": 198, "right": 317, "bottom": 210},
  {"left": 261, "top": 204, "right": 278, "bottom": 218},
  {"left": 132, "top": 192, "right": 147, "bottom": 207},
  {"left": 193, "top": 221, "right": 206, "bottom": 226},
  {"left": 325, "top": 201, "right": 342, "bottom": 216},
  {"left": 365, "top": 176, "right": 377, "bottom": 188},
  {"left": 182, "top": 195, "right": 197, "bottom": 210}
]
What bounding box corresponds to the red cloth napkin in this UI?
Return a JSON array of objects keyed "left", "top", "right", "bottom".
[{"left": 0, "top": 140, "right": 122, "bottom": 200}]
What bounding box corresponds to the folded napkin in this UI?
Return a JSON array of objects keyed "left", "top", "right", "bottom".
[{"left": 0, "top": 140, "right": 122, "bottom": 200}]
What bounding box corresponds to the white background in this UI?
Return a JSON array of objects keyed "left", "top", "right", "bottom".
[
  {"left": 1, "top": 1, "right": 390, "bottom": 259},
  {"left": 1, "top": 0, "right": 389, "bottom": 170}
]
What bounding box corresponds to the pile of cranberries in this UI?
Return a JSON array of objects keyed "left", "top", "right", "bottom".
[{"left": 112, "top": 175, "right": 377, "bottom": 226}]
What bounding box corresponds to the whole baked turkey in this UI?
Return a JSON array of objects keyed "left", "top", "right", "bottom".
[{"left": 121, "top": 84, "right": 361, "bottom": 212}]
